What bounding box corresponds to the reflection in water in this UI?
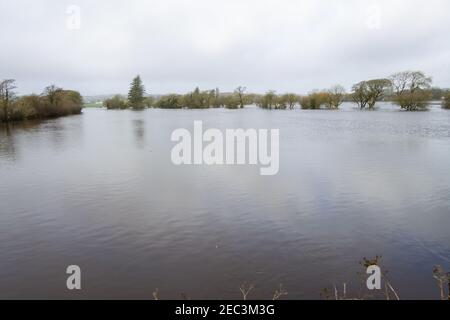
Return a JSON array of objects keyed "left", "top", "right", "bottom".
[
  {"left": 0, "top": 121, "right": 44, "bottom": 163},
  {"left": 0, "top": 124, "right": 17, "bottom": 162},
  {"left": 0, "top": 105, "right": 450, "bottom": 299},
  {"left": 132, "top": 119, "right": 146, "bottom": 148}
]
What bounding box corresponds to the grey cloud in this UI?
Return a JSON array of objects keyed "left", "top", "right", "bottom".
[{"left": 0, "top": 0, "right": 449, "bottom": 95}]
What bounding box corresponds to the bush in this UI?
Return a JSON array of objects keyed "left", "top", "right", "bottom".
[
  {"left": 258, "top": 91, "right": 278, "bottom": 109},
  {"left": 154, "top": 94, "right": 183, "bottom": 109},
  {"left": 181, "top": 88, "right": 211, "bottom": 109},
  {"left": 279, "top": 93, "right": 298, "bottom": 110},
  {"left": 443, "top": 93, "right": 450, "bottom": 109},
  {"left": 299, "top": 92, "right": 327, "bottom": 109},
  {"left": 2, "top": 89, "right": 83, "bottom": 122},
  {"left": 391, "top": 71, "right": 432, "bottom": 111},
  {"left": 103, "top": 95, "right": 127, "bottom": 110},
  {"left": 222, "top": 94, "right": 240, "bottom": 109},
  {"left": 393, "top": 90, "right": 431, "bottom": 111}
]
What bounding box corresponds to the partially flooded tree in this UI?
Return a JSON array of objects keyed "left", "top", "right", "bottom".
[
  {"left": 212, "top": 88, "right": 222, "bottom": 108},
  {"left": 205, "top": 89, "right": 216, "bottom": 108},
  {"left": 352, "top": 81, "right": 369, "bottom": 109},
  {"left": 365, "top": 79, "right": 391, "bottom": 109},
  {"left": 235, "top": 86, "right": 247, "bottom": 108},
  {"left": 128, "top": 75, "right": 146, "bottom": 109},
  {"left": 443, "top": 93, "right": 450, "bottom": 109},
  {"left": 390, "top": 71, "right": 432, "bottom": 111},
  {"left": 154, "top": 94, "right": 182, "bottom": 109},
  {"left": 324, "top": 85, "right": 346, "bottom": 109},
  {"left": 182, "top": 87, "right": 211, "bottom": 109},
  {"left": 0, "top": 79, "right": 17, "bottom": 122},
  {"left": 244, "top": 93, "right": 259, "bottom": 106},
  {"left": 299, "top": 92, "right": 327, "bottom": 110},
  {"left": 258, "top": 91, "right": 278, "bottom": 109},
  {"left": 280, "top": 93, "right": 298, "bottom": 110},
  {"left": 104, "top": 95, "right": 127, "bottom": 109},
  {"left": 352, "top": 79, "right": 391, "bottom": 110},
  {"left": 222, "top": 94, "right": 240, "bottom": 109}
]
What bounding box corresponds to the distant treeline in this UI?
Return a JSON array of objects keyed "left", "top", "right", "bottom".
[
  {"left": 0, "top": 80, "right": 83, "bottom": 123},
  {"left": 106, "top": 72, "right": 450, "bottom": 112},
  {"left": 3, "top": 71, "right": 450, "bottom": 123}
]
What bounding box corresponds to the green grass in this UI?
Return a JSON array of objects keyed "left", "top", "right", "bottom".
[{"left": 83, "top": 102, "right": 104, "bottom": 108}]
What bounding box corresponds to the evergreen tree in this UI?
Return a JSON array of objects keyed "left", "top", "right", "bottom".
[{"left": 128, "top": 75, "right": 145, "bottom": 109}]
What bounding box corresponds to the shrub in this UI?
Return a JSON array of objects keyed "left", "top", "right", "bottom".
[
  {"left": 103, "top": 95, "right": 127, "bottom": 110},
  {"left": 443, "top": 93, "right": 450, "bottom": 109},
  {"left": 299, "top": 92, "right": 327, "bottom": 109},
  {"left": 154, "top": 94, "right": 182, "bottom": 109},
  {"left": 279, "top": 93, "right": 298, "bottom": 110},
  {"left": 258, "top": 91, "right": 278, "bottom": 109},
  {"left": 323, "top": 85, "right": 346, "bottom": 109},
  {"left": 393, "top": 90, "right": 432, "bottom": 111},
  {"left": 391, "top": 71, "right": 432, "bottom": 111},
  {"left": 222, "top": 94, "right": 240, "bottom": 109}
]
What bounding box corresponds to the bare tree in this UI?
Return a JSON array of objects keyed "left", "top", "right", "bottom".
[
  {"left": 352, "top": 79, "right": 391, "bottom": 110},
  {"left": 235, "top": 86, "right": 247, "bottom": 108},
  {"left": 43, "top": 84, "right": 64, "bottom": 106},
  {"left": 390, "top": 71, "right": 432, "bottom": 111},
  {"left": 352, "top": 81, "right": 369, "bottom": 109},
  {"left": 239, "top": 283, "right": 254, "bottom": 300},
  {"left": 325, "top": 85, "right": 346, "bottom": 109},
  {"left": 0, "top": 79, "right": 17, "bottom": 122},
  {"left": 444, "top": 93, "right": 450, "bottom": 109},
  {"left": 280, "top": 93, "right": 298, "bottom": 110},
  {"left": 365, "top": 79, "right": 391, "bottom": 109},
  {"left": 272, "top": 284, "right": 288, "bottom": 300},
  {"left": 433, "top": 266, "right": 450, "bottom": 300}
]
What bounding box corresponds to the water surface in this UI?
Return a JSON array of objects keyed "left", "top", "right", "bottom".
[{"left": 1, "top": 103, "right": 450, "bottom": 299}]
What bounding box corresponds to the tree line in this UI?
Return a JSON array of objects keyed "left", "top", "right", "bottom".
[
  {"left": 2, "top": 71, "right": 449, "bottom": 123},
  {"left": 104, "top": 76, "right": 252, "bottom": 110},
  {"left": 0, "top": 80, "right": 83, "bottom": 123},
  {"left": 106, "top": 72, "right": 450, "bottom": 112}
]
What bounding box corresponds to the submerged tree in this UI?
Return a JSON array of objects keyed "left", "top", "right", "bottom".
[
  {"left": 222, "top": 94, "right": 240, "bottom": 109},
  {"left": 182, "top": 87, "right": 211, "bottom": 109},
  {"left": 443, "top": 93, "right": 450, "bottom": 109},
  {"left": 324, "top": 85, "right": 346, "bottom": 109},
  {"left": 365, "top": 79, "right": 391, "bottom": 109},
  {"left": 390, "top": 71, "right": 432, "bottom": 111},
  {"left": 104, "top": 95, "right": 127, "bottom": 110},
  {"left": 235, "top": 86, "right": 247, "bottom": 108},
  {"left": 279, "top": 93, "right": 298, "bottom": 110},
  {"left": 128, "top": 75, "right": 146, "bottom": 109},
  {"left": 299, "top": 92, "right": 327, "bottom": 110},
  {"left": 154, "top": 94, "right": 182, "bottom": 109},
  {"left": 351, "top": 79, "right": 391, "bottom": 110},
  {"left": 0, "top": 79, "right": 17, "bottom": 122},
  {"left": 352, "top": 81, "right": 369, "bottom": 109},
  {"left": 258, "top": 91, "right": 278, "bottom": 109},
  {"left": 212, "top": 88, "right": 222, "bottom": 108}
]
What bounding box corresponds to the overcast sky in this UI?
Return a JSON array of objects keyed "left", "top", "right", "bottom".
[{"left": 1, "top": 0, "right": 449, "bottom": 96}]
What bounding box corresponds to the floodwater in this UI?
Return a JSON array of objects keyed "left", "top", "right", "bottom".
[{"left": 1, "top": 103, "right": 449, "bottom": 299}]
